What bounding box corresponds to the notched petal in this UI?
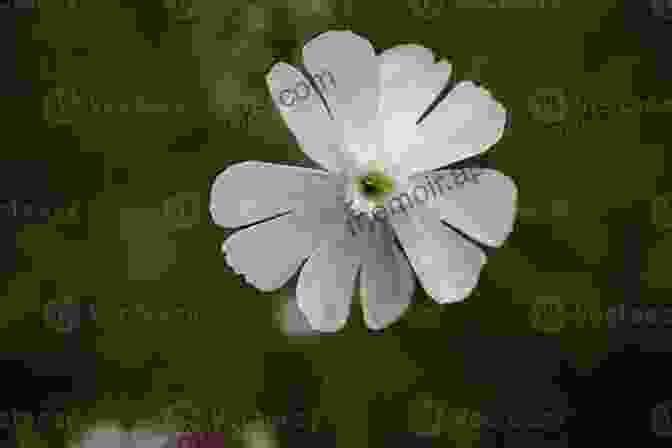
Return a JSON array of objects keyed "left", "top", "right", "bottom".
[{"left": 266, "top": 62, "right": 345, "bottom": 172}]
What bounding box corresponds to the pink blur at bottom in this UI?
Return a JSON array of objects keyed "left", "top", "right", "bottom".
[{"left": 176, "top": 432, "right": 226, "bottom": 447}]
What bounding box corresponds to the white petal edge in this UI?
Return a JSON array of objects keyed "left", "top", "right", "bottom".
[
  {"left": 296, "top": 229, "right": 361, "bottom": 332},
  {"left": 390, "top": 202, "right": 486, "bottom": 304},
  {"left": 360, "top": 221, "right": 415, "bottom": 330},
  {"left": 376, "top": 44, "right": 452, "bottom": 169},
  {"left": 402, "top": 81, "right": 507, "bottom": 177},
  {"left": 222, "top": 190, "right": 347, "bottom": 292},
  {"left": 410, "top": 167, "right": 518, "bottom": 247},
  {"left": 302, "top": 30, "right": 380, "bottom": 149},
  {"left": 266, "top": 62, "right": 347, "bottom": 172},
  {"left": 209, "top": 161, "right": 332, "bottom": 229}
]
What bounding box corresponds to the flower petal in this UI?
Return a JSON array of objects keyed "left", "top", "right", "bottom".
[
  {"left": 222, "top": 190, "right": 347, "bottom": 292},
  {"left": 403, "top": 81, "right": 507, "bottom": 177},
  {"left": 360, "top": 220, "right": 415, "bottom": 330},
  {"left": 390, "top": 204, "right": 486, "bottom": 304},
  {"left": 266, "top": 62, "right": 347, "bottom": 172},
  {"left": 377, "top": 44, "right": 452, "bottom": 168},
  {"left": 296, "top": 228, "right": 361, "bottom": 332},
  {"left": 209, "top": 161, "right": 332, "bottom": 229},
  {"left": 302, "top": 31, "right": 380, "bottom": 149},
  {"left": 80, "top": 429, "right": 124, "bottom": 448},
  {"left": 413, "top": 168, "right": 518, "bottom": 247},
  {"left": 129, "top": 431, "right": 173, "bottom": 448}
]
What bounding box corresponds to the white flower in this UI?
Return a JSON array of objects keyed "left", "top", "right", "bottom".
[
  {"left": 210, "top": 30, "right": 517, "bottom": 332},
  {"left": 72, "top": 422, "right": 174, "bottom": 448}
]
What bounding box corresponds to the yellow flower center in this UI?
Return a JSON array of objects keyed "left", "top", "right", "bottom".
[{"left": 356, "top": 171, "right": 394, "bottom": 204}]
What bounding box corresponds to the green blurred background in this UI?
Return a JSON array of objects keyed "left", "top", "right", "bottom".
[{"left": 2, "top": 0, "right": 672, "bottom": 446}]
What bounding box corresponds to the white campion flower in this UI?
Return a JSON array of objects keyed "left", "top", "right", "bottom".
[
  {"left": 210, "top": 30, "right": 517, "bottom": 332},
  {"left": 72, "top": 422, "right": 175, "bottom": 448}
]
